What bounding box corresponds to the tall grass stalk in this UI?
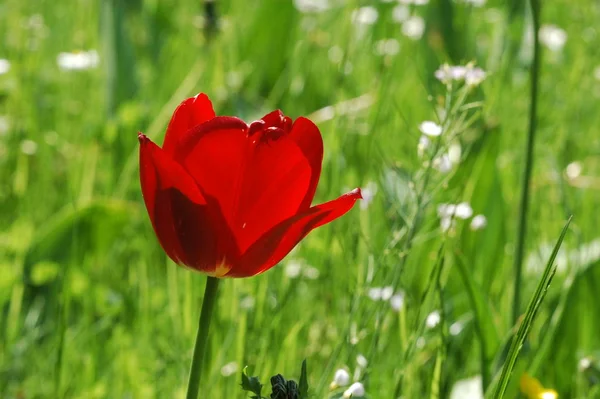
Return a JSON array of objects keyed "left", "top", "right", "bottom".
[{"left": 511, "top": 0, "right": 542, "bottom": 325}]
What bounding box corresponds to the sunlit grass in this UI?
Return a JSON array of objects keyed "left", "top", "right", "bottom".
[{"left": 1, "top": 0, "right": 600, "bottom": 398}]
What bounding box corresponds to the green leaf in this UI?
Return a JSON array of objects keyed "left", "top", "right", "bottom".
[
  {"left": 299, "top": 360, "right": 309, "bottom": 399},
  {"left": 241, "top": 366, "right": 263, "bottom": 398},
  {"left": 489, "top": 216, "right": 571, "bottom": 399}
]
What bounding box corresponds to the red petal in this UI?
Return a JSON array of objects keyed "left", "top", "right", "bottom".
[
  {"left": 288, "top": 117, "right": 323, "bottom": 210},
  {"left": 227, "top": 188, "right": 362, "bottom": 277},
  {"left": 139, "top": 134, "right": 238, "bottom": 274},
  {"left": 177, "top": 117, "right": 314, "bottom": 253},
  {"left": 162, "top": 93, "right": 216, "bottom": 155}
]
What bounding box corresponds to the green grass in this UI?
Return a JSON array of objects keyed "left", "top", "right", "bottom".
[{"left": 1, "top": 0, "right": 600, "bottom": 398}]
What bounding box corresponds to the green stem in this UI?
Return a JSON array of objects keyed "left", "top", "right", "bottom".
[
  {"left": 186, "top": 276, "right": 220, "bottom": 399},
  {"left": 511, "top": 0, "right": 541, "bottom": 325}
]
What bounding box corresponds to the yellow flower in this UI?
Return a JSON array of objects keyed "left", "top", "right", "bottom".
[{"left": 520, "top": 373, "right": 558, "bottom": 399}]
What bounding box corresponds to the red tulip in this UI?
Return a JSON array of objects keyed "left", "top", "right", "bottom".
[{"left": 139, "top": 93, "right": 362, "bottom": 277}]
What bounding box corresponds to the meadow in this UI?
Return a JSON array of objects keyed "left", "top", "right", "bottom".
[{"left": 1, "top": 0, "right": 600, "bottom": 398}]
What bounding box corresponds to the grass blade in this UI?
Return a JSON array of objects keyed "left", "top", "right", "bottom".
[{"left": 490, "top": 216, "right": 572, "bottom": 399}]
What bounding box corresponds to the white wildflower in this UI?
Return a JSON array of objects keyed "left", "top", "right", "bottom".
[
  {"left": 402, "top": 16, "right": 425, "bottom": 40},
  {"left": 20, "top": 140, "right": 38, "bottom": 155},
  {"left": 449, "top": 321, "right": 464, "bottom": 336},
  {"left": 57, "top": 50, "right": 99, "bottom": 71},
  {"left": 220, "top": 361, "right": 239, "bottom": 377},
  {"left": 450, "top": 375, "right": 483, "bottom": 399},
  {"left": 419, "top": 121, "right": 442, "bottom": 137},
  {"left": 578, "top": 357, "right": 592, "bottom": 372},
  {"left": 470, "top": 214, "right": 487, "bottom": 230},
  {"left": 448, "top": 143, "right": 462, "bottom": 164},
  {"left": 285, "top": 261, "right": 303, "bottom": 278},
  {"left": 565, "top": 161, "right": 582, "bottom": 180},
  {"left": 352, "top": 7, "right": 379, "bottom": 25},
  {"left": 0, "top": 59, "right": 10, "bottom": 75},
  {"left": 293, "top": 0, "right": 330, "bottom": 13},
  {"left": 240, "top": 295, "right": 255, "bottom": 310},
  {"left": 360, "top": 181, "right": 378, "bottom": 210},
  {"left": 343, "top": 382, "right": 365, "bottom": 398},
  {"left": 367, "top": 287, "right": 383, "bottom": 300},
  {"left": 381, "top": 286, "right": 394, "bottom": 301},
  {"left": 418, "top": 135, "right": 430, "bottom": 157},
  {"left": 392, "top": 5, "right": 410, "bottom": 23},
  {"left": 390, "top": 292, "right": 405, "bottom": 311},
  {"left": 440, "top": 216, "right": 453, "bottom": 232},
  {"left": 330, "top": 368, "right": 351, "bottom": 389},
  {"left": 465, "top": 67, "right": 486, "bottom": 85},
  {"left": 455, "top": 0, "right": 486, "bottom": 6},
  {"left": 356, "top": 354, "right": 368, "bottom": 368},
  {"left": 302, "top": 266, "right": 320, "bottom": 280},
  {"left": 454, "top": 202, "right": 473, "bottom": 219},
  {"left": 433, "top": 154, "right": 453, "bottom": 173},
  {"left": 437, "top": 203, "right": 457, "bottom": 218},
  {"left": 426, "top": 310, "right": 441, "bottom": 328},
  {"left": 374, "top": 38, "right": 400, "bottom": 56},
  {"left": 539, "top": 25, "right": 567, "bottom": 52}
]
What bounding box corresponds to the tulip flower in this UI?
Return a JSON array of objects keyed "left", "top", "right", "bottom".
[
  {"left": 138, "top": 93, "right": 361, "bottom": 399},
  {"left": 139, "top": 93, "right": 361, "bottom": 278}
]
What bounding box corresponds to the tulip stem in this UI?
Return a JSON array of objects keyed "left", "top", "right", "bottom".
[{"left": 186, "top": 276, "right": 220, "bottom": 399}]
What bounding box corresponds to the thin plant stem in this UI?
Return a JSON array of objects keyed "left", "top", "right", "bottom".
[
  {"left": 186, "top": 276, "right": 220, "bottom": 399},
  {"left": 511, "top": 0, "right": 541, "bottom": 325}
]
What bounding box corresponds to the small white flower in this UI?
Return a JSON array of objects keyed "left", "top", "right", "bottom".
[
  {"left": 578, "top": 357, "right": 592, "bottom": 372},
  {"left": 455, "top": 0, "right": 486, "bottom": 6},
  {"left": 437, "top": 203, "right": 456, "bottom": 218},
  {"left": 374, "top": 38, "right": 400, "bottom": 56},
  {"left": 20, "top": 139, "right": 38, "bottom": 155},
  {"left": 392, "top": 5, "right": 410, "bottom": 23},
  {"left": 367, "top": 287, "right": 383, "bottom": 300},
  {"left": 417, "top": 135, "right": 430, "bottom": 157},
  {"left": 539, "top": 24, "right": 567, "bottom": 52},
  {"left": 293, "top": 0, "right": 330, "bottom": 13},
  {"left": 302, "top": 266, "right": 320, "bottom": 280},
  {"left": 390, "top": 292, "right": 405, "bottom": 311},
  {"left": 402, "top": 16, "right": 425, "bottom": 40},
  {"left": 381, "top": 286, "right": 394, "bottom": 300},
  {"left": 440, "top": 216, "right": 453, "bottom": 232},
  {"left": 285, "top": 261, "right": 303, "bottom": 278},
  {"left": 352, "top": 7, "right": 379, "bottom": 25},
  {"left": 448, "top": 143, "right": 462, "bottom": 164},
  {"left": 330, "top": 368, "right": 351, "bottom": 389},
  {"left": 419, "top": 121, "right": 442, "bottom": 137},
  {"left": 454, "top": 202, "right": 473, "bottom": 219},
  {"left": 565, "top": 161, "right": 582, "bottom": 180},
  {"left": 343, "top": 382, "right": 366, "bottom": 398},
  {"left": 450, "top": 375, "right": 483, "bottom": 399},
  {"left": 433, "top": 154, "right": 453, "bottom": 173},
  {"left": 470, "top": 214, "right": 487, "bottom": 230},
  {"left": 0, "top": 59, "right": 10, "bottom": 75},
  {"left": 435, "top": 64, "right": 466, "bottom": 82},
  {"left": 449, "top": 321, "right": 463, "bottom": 336},
  {"left": 399, "top": 0, "right": 429, "bottom": 4},
  {"left": 356, "top": 354, "right": 368, "bottom": 368},
  {"left": 465, "top": 67, "right": 486, "bottom": 85},
  {"left": 57, "top": 50, "right": 99, "bottom": 71},
  {"left": 360, "top": 181, "right": 378, "bottom": 210},
  {"left": 426, "top": 310, "right": 441, "bottom": 328},
  {"left": 240, "top": 295, "right": 255, "bottom": 310},
  {"left": 220, "top": 361, "right": 239, "bottom": 376}
]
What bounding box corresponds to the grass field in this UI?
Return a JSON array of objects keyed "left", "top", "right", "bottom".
[{"left": 1, "top": 0, "right": 600, "bottom": 398}]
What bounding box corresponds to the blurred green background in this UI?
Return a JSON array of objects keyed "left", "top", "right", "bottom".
[{"left": 1, "top": 0, "right": 600, "bottom": 398}]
